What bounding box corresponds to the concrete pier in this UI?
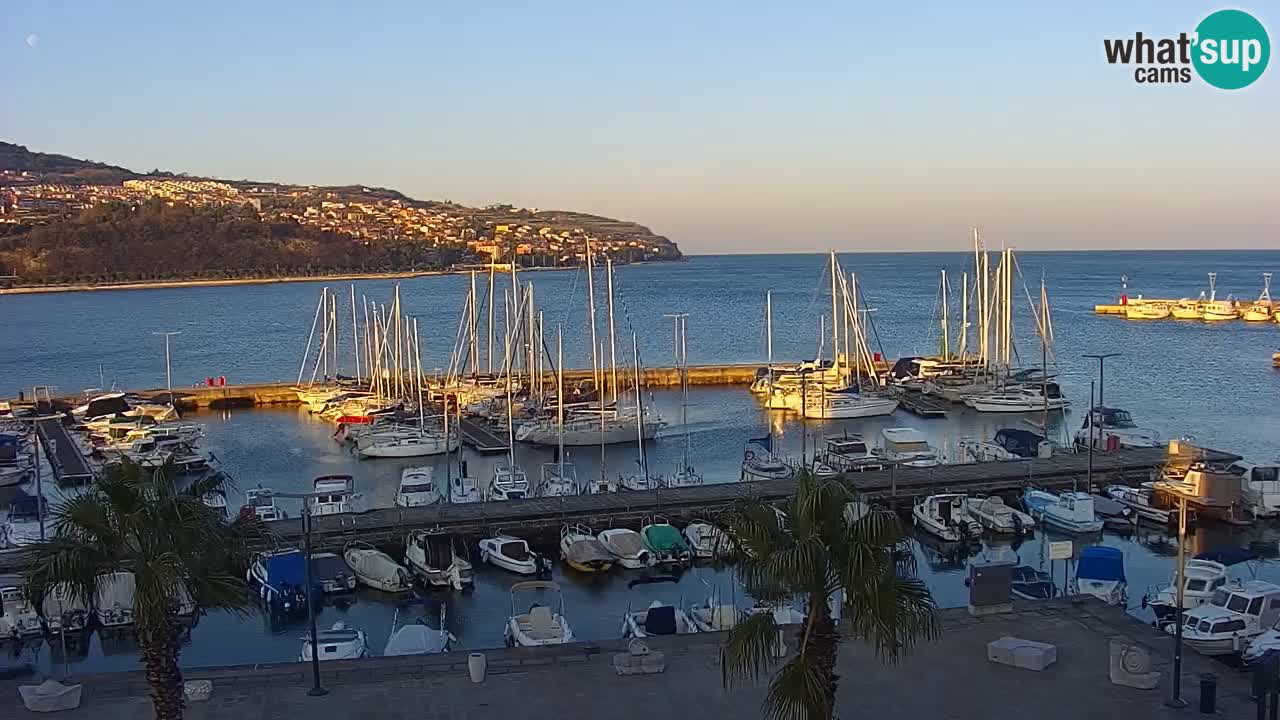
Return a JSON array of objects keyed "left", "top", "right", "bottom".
[{"left": 12, "top": 599, "right": 1255, "bottom": 720}]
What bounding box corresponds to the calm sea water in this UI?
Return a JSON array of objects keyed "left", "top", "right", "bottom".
[{"left": 1, "top": 250, "right": 1278, "bottom": 677}]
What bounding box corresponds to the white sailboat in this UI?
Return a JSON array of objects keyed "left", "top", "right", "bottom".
[
  {"left": 666, "top": 313, "right": 703, "bottom": 487},
  {"left": 539, "top": 327, "right": 578, "bottom": 498},
  {"left": 617, "top": 333, "right": 656, "bottom": 492}
]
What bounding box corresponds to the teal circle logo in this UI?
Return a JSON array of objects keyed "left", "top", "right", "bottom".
[{"left": 1192, "top": 9, "right": 1270, "bottom": 89}]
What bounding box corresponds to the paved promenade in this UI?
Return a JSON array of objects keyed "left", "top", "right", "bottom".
[{"left": 6, "top": 600, "right": 1255, "bottom": 719}]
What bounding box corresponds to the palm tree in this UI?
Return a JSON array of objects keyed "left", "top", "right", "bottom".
[
  {"left": 717, "top": 471, "right": 940, "bottom": 720},
  {"left": 24, "top": 461, "right": 263, "bottom": 720}
]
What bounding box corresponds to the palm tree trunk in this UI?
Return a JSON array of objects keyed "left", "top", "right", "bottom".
[
  {"left": 806, "top": 592, "right": 840, "bottom": 719},
  {"left": 139, "top": 617, "right": 185, "bottom": 720}
]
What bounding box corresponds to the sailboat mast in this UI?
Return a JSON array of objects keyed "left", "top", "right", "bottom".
[
  {"left": 632, "top": 332, "right": 646, "bottom": 482},
  {"left": 298, "top": 290, "right": 325, "bottom": 386},
  {"left": 469, "top": 271, "right": 479, "bottom": 379},
  {"left": 414, "top": 318, "right": 425, "bottom": 427},
  {"left": 606, "top": 256, "right": 619, "bottom": 403},
  {"left": 959, "top": 272, "right": 968, "bottom": 359},
  {"left": 487, "top": 263, "right": 495, "bottom": 374},
  {"left": 557, "top": 325, "right": 564, "bottom": 477},
  {"left": 361, "top": 295, "right": 372, "bottom": 389},
  {"left": 852, "top": 273, "right": 861, "bottom": 391},
  {"left": 1041, "top": 278, "right": 1049, "bottom": 430},
  {"left": 393, "top": 286, "right": 402, "bottom": 400},
  {"left": 331, "top": 289, "right": 339, "bottom": 379},
  {"left": 584, "top": 240, "right": 601, "bottom": 400},
  {"left": 350, "top": 285, "right": 361, "bottom": 382},
  {"left": 526, "top": 282, "right": 536, "bottom": 394},
  {"left": 940, "top": 270, "right": 950, "bottom": 361},
  {"left": 830, "top": 251, "right": 839, "bottom": 375},
  {"left": 680, "top": 316, "right": 690, "bottom": 472}
]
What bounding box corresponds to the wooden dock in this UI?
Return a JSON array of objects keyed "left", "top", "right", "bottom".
[
  {"left": 457, "top": 417, "right": 510, "bottom": 454},
  {"left": 35, "top": 418, "right": 94, "bottom": 486},
  {"left": 894, "top": 388, "right": 948, "bottom": 418}
]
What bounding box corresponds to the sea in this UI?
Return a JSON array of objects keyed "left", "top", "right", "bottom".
[{"left": 1, "top": 250, "right": 1278, "bottom": 677}]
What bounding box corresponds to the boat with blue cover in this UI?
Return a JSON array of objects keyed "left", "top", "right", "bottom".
[
  {"left": 1072, "top": 546, "right": 1127, "bottom": 605},
  {"left": 248, "top": 549, "right": 309, "bottom": 615}
]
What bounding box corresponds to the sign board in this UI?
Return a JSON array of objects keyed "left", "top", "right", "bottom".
[{"left": 1048, "top": 541, "right": 1073, "bottom": 561}]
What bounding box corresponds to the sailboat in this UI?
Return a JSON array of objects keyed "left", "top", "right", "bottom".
[
  {"left": 619, "top": 334, "right": 658, "bottom": 491},
  {"left": 966, "top": 275, "right": 1068, "bottom": 415},
  {"left": 539, "top": 326, "right": 579, "bottom": 498},
  {"left": 489, "top": 285, "right": 531, "bottom": 502},
  {"left": 666, "top": 314, "right": 703, "bottom": 487},
  {"left": 742, "top": 291, "right": 798, "bottom": 481},
  {"left": 359, "top": 318, "right": 459, "bottom": 458}
]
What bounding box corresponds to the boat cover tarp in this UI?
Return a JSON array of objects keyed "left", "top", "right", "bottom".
[
  {"left": 0, "top": 434, "right": 20, "bottom": 448},
  {"left": 564, "top": 539, "right": 612, "bottom": 565},
  {"left": 1077, "top": 546, "right": 1125, "bottom": 582},
  {"left": 265, "top": 551, "right": 307, "bottom": 589},
  {"left": 1195, "top": 547, "right": 1257, "bottom": 566},
  {"left": 644, "top": 605, "right": 677, "bottom": 635},
  {"left": 643, "top": 525, "right": 687, "bottom": 552},
  {"left": 995, "top": 429, "right": 1045, "bottom": 458},
  {"left": 604, "top": 531, "right": 645, "bottom": 557},
  {"left": 889, "top": 357, "right": 923, "bottom": 380},
  {"left": 422, "top": 534, "right": 457, "bottom": 570},
  {"left": 93, "top": 572, "right": 135, "bottom": 611},
  {"left": 84, "top": 396, "right": 130, "bottom": 418},
  {"left": 345, "top": 548, "right": 405, "bottom": 585},
  {"left": 383, "top": 623, "right": 447, "bottom": 656}
]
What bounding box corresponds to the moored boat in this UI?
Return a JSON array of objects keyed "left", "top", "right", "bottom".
[
  {"left": 300, "top": 621, "right": 367, "bottom": 661},
  {"left": 1071, "top": 546, "right": 1127, "bottom": 606},
  {"left": 343, "top": 541, "right": 412, "bottom": 592},
  {"left": 912, "top": 494, "right": 981, "bottom": 541},
  {"left": 559, "top": 524, "right": 613, "bottom": 573},
  {"left": 1021, "top": 490, "right": 1103, "bottom": 533},
  {"left": 504, "top": 581, "right": 575, "bottom": 647}
]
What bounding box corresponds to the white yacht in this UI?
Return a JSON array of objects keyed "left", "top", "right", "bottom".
[
  {"left": 1074, "top": 407, "right": 1161, "bottom": 449},
  {"left": 489, "top": 464, "right": 530, "bottom": 501},
  {"left": 446, "top": 467, "right": 483, "bottom": 504},
  {"left": 395, "top": 467, "right": 441, "bottom": 507},
  {"left": 404, "top": 530, "right": 473, "bottom": 590},
  {"left": 93, "top": 571, "right": 136, "bottom": 629},
  {"left": 741, "top": 437, "right": 799, "bottom": 480},
  {"left": 1021, "top": 490, "right": 1104, "bottom": 533},
  {"left": 1230, "top": 459, "right": 1280, "bottom": 518},
  {"left": 875, "top": 427, "right": 939, "bottom": 467},
  {"left": 343, "top": 541, "right": 412, "bottom": 593},
  {"left": 1071, "top": 546, "right": 1127, "bottom": 606},
  {"left": 965, "top": 383, "right": 1069, "bottom": 413},
  {"left": 300, "top": 621, "right": 367, "bottom": 662},
  {"left": 912, "top": 494, "right": 981, "bottom": 541},
  {"left": 1103, "top": 484, "right": 1182, "bottom": 524},
  {"left": 816, "top": 436, "right": 885, "bottom": 474},
  {"left": 307, "top": 475, "right": 357, "bottom": 516},
  {"left": 1167, "top": 580, "right": 1280, "bottom": 656},
  {"left": 965, "top": 496, "right": 1035, "bottom": 534},
  {"left": 559, "top": 524, "right": 613, "bottom": 573},
  {"left": 683, "top": 521, "right": 727, "bottom": 559},
  {"left": 1144, "top": 558, "right": 1230, "bottom": 623},
  {"left": 504, "top": 581, "right": 575, "bottom": 647}
]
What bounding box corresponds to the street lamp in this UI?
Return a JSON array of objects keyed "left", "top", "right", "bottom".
[
  {"left": 152, "top": 331, "right": 183, "bottom": 403},
  {"left": 1082, "top": 352, "right": 1120, "bottom": 450},
  {"left": 258, "top": 488, "right": 350, "bottom": 698}
]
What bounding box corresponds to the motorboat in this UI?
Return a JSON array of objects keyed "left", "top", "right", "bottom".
[
  {"left": 816, "top": 436, "right": 886, "bottom": 474},
  {"left": 965, "top": 384, "right": 1069, "bottom": 414},
  {"left": 585, "top": 475, "right": 620, "bottom": 494},
  {"left": 1071, "top": 546, "right": 1127, "bottom": 606},
  {"left": 1241, "top": 274, "right": 1273, "bottom": 322},
  {"left": 1166, "top": 580, "right": 1280, "bottom": 656},
  {"left": 309, "top": 552, "right": 356, "bottom": 594},
  {"left": 621, "top": 576, "right": 699, "bottom": 638},
  {"left": 957, "top": 439, "right": 1017, "bottom": 463},
  {"left": 394, "top": 466, "right": 441, "bottom": 507},
  {"left": 683, "top": 521, "right": 727, "bottom": 559},
  {"left": 92, "top": 572, "right": 136, "bottom": 629},
  {"left": 384, "top": 605, "right": 452, "bottom": 656},
  {"left": 479, "top": 533, "right": 545, "bottom": 575},
  {"left": 343, "top": 541, "right": 412, "bottom": 593},
  {"left": 1202, "top": 300, "right": 1238, "bottom": 321},
  {"left": 1144, "top": 558, "right": 1231, "bottom": 623},
  {"left": 1010, "top": 566, "right": 1055, "bottom": 600},
  {"left": 1153, "top": 463, "right": 1253, "bottom": 525},
  {"left": 965, "top": 496, "right": 1035, "bottom": 534},
  {"left": 240, "top": 487, "right": 287, "bottom": 522},
  {"left": 559, "top": 524, "right": 613, "bottom": 573},
  {"left": 488, "top": 464, "right": 530, "bottom": 501},
  {"left": 960, "top": 428, "right": 1049, "bottom": 463},
  {"left": 1103, "top": 484, "right": 1192, "bottom": 525},
  {"left": 641, "top": 516, "right": 691, "bottom": 566},
  {"left": 247, "top": 549, "right": 309, "bottom": 615},
  {"left": 0, "top": 495, "right": 47, "bottom": 550},
  {"left": 1089, "top": 493, "right": 1133, "bottom": 522},
  {"left": 300, "top": 621, "right": 368, "bottom": 662},
  {"left": 912, "top": 494, "right": 981, "bottom": 541},
  {"left": 1125, "top": 302, "right": 1170, "bottom": 320},
  {"left": 1074, "top": 407, "right": 1161, "bottom": 449},
  {"left": 538, "top": 462, "right": 578, "bottom": 498},
  {"left": 404, "top": 530, "right": 473, "bottom": 590},
  {"left": 1021, "top": 490, "right": 1104, "bottom": 533},
  {"left": 597, "top": 528, "right": 653, "bottom": 569},
  {"left": 307, "top": 475, "right": 356, "bottom": 516},
  {"left": 37, "top": 583, "right": 89, "bottom": 635},
  {"left": 0, "top": 581, "right": 43, "bottom": 637},
  {"left": 875, "top": 427, "right": 939, "bottom": 468},
  {"left": 504, "top": 581, "right": 575, "bottom": 647},
  {"left": 619, "top": 470, "right": 659, "bottom": 491},
  {"left": 1229, "top": 460, "right": 1280, "bottom": 518}
]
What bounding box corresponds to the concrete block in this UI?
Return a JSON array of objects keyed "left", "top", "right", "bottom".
[
  {"left": 987, "top": 636, "right": 1057, "bottom": 671},
  {"left": 613, "top": 651, "right": 666, "bottom": 675},
  {"left": 969, "top": 602, "right": 1014, "bottom": 618}
]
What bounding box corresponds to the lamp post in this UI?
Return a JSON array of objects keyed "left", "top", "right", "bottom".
[
  {"left": 1167, "top": 494, "right": 1189, "bottom": 708},
  {"left": 1082, "top": 353, "right": 1120, "bottom": 451},
  {"left": 152, "top": 331, "right": 183, "bottom": 402},
  {"left": 260, "top": 488, "right": 351, "bottom": 698}
]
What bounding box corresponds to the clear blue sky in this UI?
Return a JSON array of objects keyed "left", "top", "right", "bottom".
[{"left": 4, "top": 2, "right": 1276, "bottom": 253}]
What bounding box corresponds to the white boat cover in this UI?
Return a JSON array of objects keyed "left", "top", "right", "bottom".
[
  {"left": 93, "top": 572, "right": 135, "bottom": 612},
  {"left": 384, "top": 623, "right": 448, "bottom": 656},
  {"left": 345, "top": 548, "right": 406, "bottom": 585},
  {"left": 603, "top": 531, "right": 645, "bottom": 557},
  {"left": 564, "top": 539, "right": 612, "bottom": 565}
]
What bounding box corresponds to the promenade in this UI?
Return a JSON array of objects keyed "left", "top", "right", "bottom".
[{"left": 7, "top": 600, "right": 1253, "bottom": 719}]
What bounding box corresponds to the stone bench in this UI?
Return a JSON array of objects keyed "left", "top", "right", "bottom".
[{"left": 987, "top": 636, "right": 1057, "bottom": 671}]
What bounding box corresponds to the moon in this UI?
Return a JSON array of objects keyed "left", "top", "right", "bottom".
[{"left": 26, "top": 34, "right": 39, "bottom": 48}]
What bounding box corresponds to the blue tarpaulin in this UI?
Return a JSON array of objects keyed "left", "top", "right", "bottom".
[
  {"left": 1195, "top": 547, "right": 1258, "bottom": 566},
  {"left": 1077, "top": 546, "right": 1126, "bottom": 582},
  {"left": 264, "top": 551, "right": 307, "bottom": 590}
]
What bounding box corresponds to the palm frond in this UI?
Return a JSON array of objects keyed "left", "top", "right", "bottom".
[
  {"left": 721, "top": 610, "right": 782, "bottom": 688},
  {"left": 762, "top": 654, "right": 830, "bottom": 720}
]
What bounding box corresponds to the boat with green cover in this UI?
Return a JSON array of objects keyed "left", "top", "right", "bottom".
[{"left": 640, "top": 516, "right": 691, "bottom": 566}]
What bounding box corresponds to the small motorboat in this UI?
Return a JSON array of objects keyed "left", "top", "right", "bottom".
[
  {"left": 683, "top": 521, "right": 728, "bottom": 559},
  {"left": 384, "top": 604, "right": 452, "bottom": 656},
  {"left": 559, "top": 524, "right": 613, "bottom": 573},
  {"left": 1089, "top": 494, "right": 1133, "bottom": 522},
  {"left": 1229, "top": 459, "right": 1280, "bottom": 519},
  {"left": 1011, "top": 566, "right": 1055, "bottom": 600},
  {"left": 597, "top": 528, "right": 653, "bottom": 569},
  {"left": 240, "top": 487, "right": 287, "bottom": 522},
  {"left": 640, "top": 516, "right": 692, "bottom": 566},
  {"left": 404, "top": 529, "right": 473, "bottom": 590},
  {"left": 300, "top": 621, "right": 368, "bottom": 662},
  {"left": 479, "top": 533, "right": 545, "bottom": 575},
  {"left": 965, "top": 496, "right": 1035, "bottom": 535},
  {"left": 247, "top": 549, "right": 309, "bottom": 615},
  {"left": 0, "top": 581, "right": 44, "bottom": 638},
  {"left": 1103, "top": 484, "right": 1190, "bottom": 525},
  {"left": 621, "top": 576, "right": 699, "bottom": 638},
  {"left": 875, "top": 427, "right": 939, "bottom": 467},
  {"left": 1021, "top": 490, "right": 1103, "bottom": 534},
  {"left": 489, "top": 464, "right": 530, "bottom": 501},
  {"left": 1071, "top": 546, "right": 1127, "bottom": 606},
  {"left": 1074, "top": 407, "right": 1161, "bottom": 449},
  {"left": 307, "top": 475, "right": 358, "bottom": 516},
  {"left": 310, "top": 552, "right": 357, "bottom": 594},
  {"left": 343, "top": 541, "right": 412, "bottom": 593},
  {"left": 504, "top": 581, "right": 575, "bottom": 647},
  {"left": 93, "top": 571, "right": 136, "bottom": 629},
  {"left": 912, "top": 494, "right": 981, "bottom": 542},
  {"left": 395, "top": 467, "right": 441, "bottom": 507},
  {"left": 1144, "top": 558, "right": 1231, "bottom": 624}
]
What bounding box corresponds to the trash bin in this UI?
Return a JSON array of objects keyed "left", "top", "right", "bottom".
[{"left": 1199, "top": 672, "right": 1216, "bottom": 714}]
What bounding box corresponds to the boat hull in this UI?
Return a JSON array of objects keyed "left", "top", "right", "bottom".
[{"left": 516, "top": 421, "right": 662, "bottom": 446}]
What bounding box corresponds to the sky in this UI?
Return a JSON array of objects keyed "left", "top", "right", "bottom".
[{"left": 3, "top": 2, "right": 1277, "bottom": 253}]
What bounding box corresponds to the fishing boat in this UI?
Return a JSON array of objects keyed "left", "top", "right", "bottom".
[
  {"left": 1144, "top": 555, "right": 1235, "bottom": 623},
  {"left": 300, "top": 621, "right": 368, "bottom": 662},
  {"left": 1229, "top": 459, "right": 1280, "bottom": 518},
  {"left": 307, "top": 475, "right": 357, "bottom": 516},
  {"left": 394, "top": 466, "right": 441, "bottom": 507},
  {"left": 1074, "top": 406, "right": 1161, "bottom": 449},
  {"left": 875, "top": 427, "right": 939, "bottom": 467},
  {"left": 1241, "top": 273, "right": 1274, "bottom": 322},
  {"left": 621, "top": 576, "right": 699, "bottom": 638},
  {"left": 489, "top": 464, "right": 530, "bottom": 501},
  {"left": 384, "top": 604, "right": 452, "bottom": 656},
  {"left": 1071, "top": 546, "right": 1127, "bottom": 606},
  {"left": 504, "top": 581, "right": 575, "bottom": 647},
  {"left": 1166, "top": 580, "right": 1280, "bottom": 656},
  {"left": 240, "top": 487, "right": 287, "bottom": 522},
  {"left": 1125, "top": 302, "right": 1170, "bottom": 320},
  {"left": 479, "top": 533, "right": 545, "bottom": 575},
  {"left": 965, "top": 496, "right": 1035, "bottom": 534},
  {"left": 1021, "top": 490, "right": 1104, "bottom": 533},
  {"left": 310, "top": 552, "right": 357, "bottom": 594},
  {"left": 912, "top": 494, "right": 982, "bottom": 541},
  {"left": 641, "top": 515, "right": 692, "bottom": 566},
  {"left": 1202, "top": 300, "right": 1238, "bottom": 321},
  {"left": 1170, "top": 298, "right": 1205, "bottom": 320},
  {"left": 965, "top": 383, "right": 1069, "bottom": 413},
  {"left": 559, "top": 524, "right": 613, "bottom": 573},
  {"left": 683, "top": 521, "right": 727, "bottom": 559},
  {"left": 343, "top": 541, "right": 412, "bottom": 593},
  {"left": 597, "top": 528, "right": 653, "bottom": 569},
  {"left": 247, "top": 549, "right": 309, "bottom": 615},
  {"left": 1011, "top": 566, "right": 1055, "bottom": 600},
  {"left": 404, "top": 529, "right": 473, "bottom": 590},
  {"left": 1153, "top": 463, "right": 1253, "bottom": 525},
  {"left": 0, "top": 580, "right": 43, "bottom": 637}
]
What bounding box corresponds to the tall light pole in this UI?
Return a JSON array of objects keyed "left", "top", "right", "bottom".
[
  {"left": 153, "top": 331, "right": 183, "bottom": 402},
  {"left": 1167, "top": 493, "right": 1188, "bottom": 708},
  {"left": 1083, "top": 352, "right": 1120, "bottom": 450},
  {"left": 261, "top": 487, "right": 350, "bottom": 698}
]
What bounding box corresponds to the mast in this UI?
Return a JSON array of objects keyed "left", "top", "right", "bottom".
[
  {"left": 330, "top": 288, "right": 339, "bottom": 379},
  {"left": 393, "top": 286, "right": 402, "bottom": 400},
  {"left": 487, "top": 263, "right": 496, "bottom": 374},
  {"left": 584, "top": 239, "right": 601, "bottom": 401},
  {"left": 766, "top": 290, "right": 775, "bottom": 448},
  {"left": 680, "top": 316, "right": 690, "bottom": 473},
  {"left": 632, "top": 332, "right": 647, "bottom": 484},
  {"left": 852, "top": 274, "right": 861, "bottom": 391},
  {"left": 526, "top": 282, "right": 536, "bottom": 395},
  {"left": 362, "top": 295, "right": 372, "bottom": 389},
  {"left": 606, "top": 256, "right": 619, "bottom": 403},
  {"left": 557, "top": 324, "right": 565, "bottom": 479},
  {"left": 1040, "top": 277, "right": 1049, "bottom": 431},
  {"left": 829, "top": 251, "right": 840, "bottom": 376},
  {"left": 350, "top": 285, "right": 361, "bottom": 382},
  {"left": 297, "top": 290, "right": 325, "bottom": 386},
  {"left": 413, "top": 318, "right": 425, "bottom": 428},
  {"left": 940, "top": 270, "right": 950, "bottom": 361},
  {"left": 469, "top": 271, "right": 479, "bottom": 379}
]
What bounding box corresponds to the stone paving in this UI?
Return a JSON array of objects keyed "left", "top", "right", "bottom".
[{"left": 5, "top": 599, "right": 1256, "bottom": 719}]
